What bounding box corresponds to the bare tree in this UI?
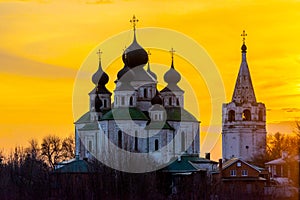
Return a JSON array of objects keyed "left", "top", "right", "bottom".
[
  {"left": 61, "top": 135, "right": 75, "bottom": 161},
  {"left": 41, "top": 135, "right": 63, "bottom": 169}
]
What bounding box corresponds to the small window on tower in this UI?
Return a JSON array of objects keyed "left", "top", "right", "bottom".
[
  {"left": 118, "top": 130, "right": 122, "bottom": 148},
  {"left": 242, "top": 109, "right": 251, "bottom": 121},
  {"left": 88, "top": 140, "right": 92, "bottom": 152},
  {"left": 144, "top": 88, "right": 147, "bottom": 98},
  {"left": 129, "top": 96, "right": 133, "bottom": 106},
  {"left": 154, "top": 139, "right": 159, "bottom": 151},
  {"left": 134, "top": 131, "right": 138, "bottom": 151},
  {"left": 121, "top": 97, "right": 125, "bottom": 105},
  {"left": 228, "top": 110, "right": 235, "bottom": 122},
  {"left": 258, "top": 110, "right": 263, "bottom": 121},
  {"left": 169, "top": 97, "right": 172, "bottom": 106},
  {"left": 104, "top": 99, "right": 107, "bottom": 108}
]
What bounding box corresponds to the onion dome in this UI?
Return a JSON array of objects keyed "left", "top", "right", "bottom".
[
  {"left": 117, "top": 65, "right": 135, "bottom": 83},
  {"left": 147, "top": 62, "right": 157, "bottom": 80},
  {"left": 151, "top": 90, "right": 162, "bottom": 105},
  {"left": 122, "top": 36, "right": 148, "bottom": 69},
  {"left": 92, "top": 50, "right": 109, "bottom": 86},
  {"left": 121, "top": 15, "right": 148, "bottom": 69},
  {"left": 91, "top": 50, "right": 111, "bottom": 95},
  {"left": 163, "top": 56, "right": 181, "bottom": 84},
  {"left": 92, "top": 61, "right": 109, "bottom": 86}
]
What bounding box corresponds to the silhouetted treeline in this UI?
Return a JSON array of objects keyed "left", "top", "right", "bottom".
[{"left": 0, "top": 124, "right": 299, "bottom": 200}]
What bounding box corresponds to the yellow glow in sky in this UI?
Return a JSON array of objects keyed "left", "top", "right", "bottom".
[{"left": 0, "top": 0, "right": 299, "bottom": 160}]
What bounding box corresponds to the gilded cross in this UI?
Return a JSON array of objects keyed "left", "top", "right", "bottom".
[
  {"left": 130, "top": 15, "right": 139, "bottom": 31},
  {"left": 96, "top": 49, "right": 103, "bottom": 62},
  {"left": 169, "top": 48, "right": 176, "bottom": 59},
  {"left": 241, "top": 30, "right": 247, "bottom": 44}
]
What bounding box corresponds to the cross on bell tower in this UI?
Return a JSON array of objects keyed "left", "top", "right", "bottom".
[{"left": 241, "top": 30, "right": 247, "bottom": 44}]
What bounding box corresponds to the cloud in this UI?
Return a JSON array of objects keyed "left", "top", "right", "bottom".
[
  {"left": 0, "top": 50, "right": 77, "bottom": 78},
  {"left": 281, "top": 108, "right": 300, "bottom": 113}
]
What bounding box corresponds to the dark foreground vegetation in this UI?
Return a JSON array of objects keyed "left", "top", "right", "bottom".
[{"left": 0, "top": 123, "right": 299, "bottom": 199}]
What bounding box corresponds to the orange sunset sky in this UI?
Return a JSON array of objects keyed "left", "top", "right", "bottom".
[{"left": 0, "top": 0, "right": 299, "bottom": 159}]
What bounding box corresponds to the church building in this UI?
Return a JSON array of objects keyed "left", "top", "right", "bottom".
[
  {"left": 74, "top": 16, "right": 200, "bottom": 164},
  {"left": 222, "top": 31, "right": 266, "bottom": 162}
]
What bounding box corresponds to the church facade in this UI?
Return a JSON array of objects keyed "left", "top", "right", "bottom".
[
  {"left": 222, "top": 31, "right": 266, "bottom": 162},
  {"left": 74, "top": 16, "right": 200, "bottom": 164}
]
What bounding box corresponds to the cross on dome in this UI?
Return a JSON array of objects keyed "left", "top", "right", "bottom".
[
  {"left": 130, "top": 15, "right": 139, "bottom": 31},
  {"left": 96, "top": 49, "right": 103, "bottom": 63},
  {"left": 169, "top": 48, "right": 175, "bottom": 60}
]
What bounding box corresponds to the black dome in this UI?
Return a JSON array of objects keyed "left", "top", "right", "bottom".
[
  {"left": 117, "top": 65, "right": 135, "bottom": 83},
  {"left": 122, "top": 38, "right": 148, "bottom": 69},
  {"left": 92, "top": 63, "right": 109, "bottom": 85},
  {"left": 151, "top": 91, "right": 162, "bottom": 105}
]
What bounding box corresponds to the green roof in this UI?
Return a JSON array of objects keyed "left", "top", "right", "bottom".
[
  {"left": 166, "top": 107, "right": 198, "bottom": 122},
  {"left": 145, "top": 121, "right": 174, "bottom": 130},
  {"left": 54, "top": 159, "right": 90, "bottom": 173},
  {"left": 163, "top": 156, "right": 199, "bottom": 173},
  {"left": 78, "top": 122, "right": 99, "bottom": 131},
  {"left": 75, "top": 112, "right": 90, "bottom": 124},
  {"left": 75, "top": 110, "right": 111, "bottom": 124},
  {"left": 101, "top": 107, "right": 149, "bottom": 121}
]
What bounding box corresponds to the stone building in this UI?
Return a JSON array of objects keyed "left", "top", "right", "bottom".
[
  {"left": 222, "top": 31, "right": 266, "bottom": 162},
  {"left": 74, "top": 16, "right": 200, "bottom": 166}
]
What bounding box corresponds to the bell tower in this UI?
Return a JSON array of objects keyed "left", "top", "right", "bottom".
[{"left": 222, "top": 31, "right": 266, "bottom": 162}]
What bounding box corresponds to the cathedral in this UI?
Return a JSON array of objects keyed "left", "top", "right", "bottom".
[
  {"left": 222, "top": 31, "right": 266, "bottom": 162},
  {"left": 74, "top": 16, "right": 200, "bottom": 165}
]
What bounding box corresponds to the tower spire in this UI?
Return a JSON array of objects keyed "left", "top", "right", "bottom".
[{"left": 232, "top": 30, "right": 256, "bottom": 104}]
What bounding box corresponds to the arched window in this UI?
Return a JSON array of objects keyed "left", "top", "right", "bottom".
[
  {"left": 228, "top": 110, "right": 235, "bottom": 122},
  {"left": 181, "top": 132, "right": 185, "bottom": 152},
  {"left": 176, "top": 98, "right": 180, "bottom": 106},
  {"left": 242, "top": 109, "right": 251, "bottom": 121},
  {"left": 134, "top": 131, "right": 138, "bottom": 151},
  {"left": 258, "top": 110, "right": 263, "bottom": 121},
  {"left": 121, "top": 96, "right": 125, "bottom": 105},
  {"left": 129, "top": 96, "right": 133, "bottom": 106},
  {"left": 103, "top": 99, "right": 107, "bottom": 108},
  {"left": 169, "top": 97, "right": 172, "bottom": 106},
  {"left": 118, "top": 130, "right": 122, "bottom": 148},
  {"left": 95, "top": 96, "right": 102, "bottom": 112},
  {"left": 154, "top": 139, "right": 159, "bottom": 151},
  {"left": 88, "top": 140, "right": 92, "bottom": 152},
  {"left": 144, "top": 88, "right": 147, "bottom": 98}
]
